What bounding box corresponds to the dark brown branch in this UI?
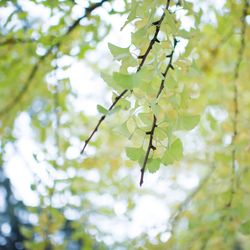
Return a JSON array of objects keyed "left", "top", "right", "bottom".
[
  {"left": 140, "top": 115, "right": 157, "bottom": 186},
  {"left": 156, "top": 38, "right": 177, "bottom": 98},
  {"left": 140, "top": 38, "right": 178, "bottom": 186},
  {"left": 81, "top": 0, "right": 172, "bottom": 154},
  {"left": 137, "top": 0, "right": 171, "bottom": 71},
  {"left": 0, "top": 0, "right": 110, "bottom": 118},
  {"left": 80, "top": 89, "right": 128, "bottom": 154}
]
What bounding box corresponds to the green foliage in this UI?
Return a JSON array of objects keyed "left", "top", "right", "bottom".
[
  {"left": 162, "top": 138, "right": 183, "bottom": 165},
  {"left": 240, "top": 221, "right": 250, "bottom": 235},
  {"left": 126, "top": 147, "right": 144, "bottom": 161},
  {"left": 0, "top": 0, "right": 250, "bottom": 249},
  {"left": 97, "top": 104, "right": 108, "bottom": 115}
]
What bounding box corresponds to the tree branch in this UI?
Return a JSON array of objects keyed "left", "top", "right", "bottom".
[
  {"left": 81, "top": 0, "right": 172, "bottom": 154},
  {"left": 137, "top": 0, "right": 171, "bottom": 71},
  {"left": 139, "top": 37, "right": 178, "bottom": 186},
  {"left": 227, "top": 0, "right": 248, "bottom": 208},
  {"left": 80, "top": 89, "right": 128, "bottom": 154},
  {"left": 0, "top": 38, "right": 36, "bottom": 47},
  {"left": 139, "top": 115, "right": 157, "bottom": 186},
  {"left": 0, "top": 0, "right": 110, "bottom": 118}
]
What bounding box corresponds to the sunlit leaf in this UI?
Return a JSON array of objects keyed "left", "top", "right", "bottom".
[
  {"left": 162, "top": 138, "right": 183, "bottom": 165},
  {"left": 126, "top": 147, "right": 144, "bottom": 161}
]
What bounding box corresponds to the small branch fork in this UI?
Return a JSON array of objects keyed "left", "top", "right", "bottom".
[
  {"left": 139, "top": 37, "right": 178, "bottom": 186},
  {"left": 81, "top": 0, "right": 172, "bottom": 154},
  {"left": 227, "top": 0, "right": 248, "bottom": 208},
  {"left": 0, "top": 0, "right": 110, "bottom": 118}
]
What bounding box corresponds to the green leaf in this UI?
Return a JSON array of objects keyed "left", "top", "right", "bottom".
[
  {"left": 97, "top": 104, "right": 108, "bottom": 115},
  {"left": 117, "top": 98, "right": 131, "bottom": 110},
  {"left": 165, "top": 11, "right": 177, "bottom": 33},
  {"left": 162, "top": 138, "right": 183, "bottom": 165},
  {"left": 169, "top": 95, "right": 181, "bottom": 109},
  {"left": 121, "top": 2, "right": 138, "bottom": 30},
  {"left": 240, "top": 221, "right": 250, "bottom": 235},
  {"left": 166, "top": 76, "right": 178, "bottom": 89},
  {"left": 113, "top": 72, "right": 136, "bottom": 89},
  {"left": 126, "top": 118, "right": 136, "bottom": 133},
  {"left": 126, "top": 147, "right": 144, "bottom": 161},
  {"left": 113, "top": 122, "right": 131, "bottom": 137},
  {"left": 154, "top": 127, "right": 168, "bottom": 140},
  {"left": 147, "top": 158, "right": 161, "bottom": 173},
  {"left": 138, "top": 112, "right": 152, "bottom": 126},
  {"left": 108, "top": 43, "right": 130, "bottom": 60},
  {"left": 20, "top": 226, "right": 32, "bottom": 238},
  {"left": 177, "top": 115, "right": 200, "bottom": 130},
  {"left": 180, "top": 87, "right": 189, "bottom": 108},
  {"left": 207, "top": 113, "right": 217, "bottom": 130},
  {"left": 101, "top": 72, "right": 121, "bottom": 91}
]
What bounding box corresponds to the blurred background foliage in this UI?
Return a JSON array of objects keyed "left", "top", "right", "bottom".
[{"left": 0, "top": 0, "right": 250, "bottom": 249}]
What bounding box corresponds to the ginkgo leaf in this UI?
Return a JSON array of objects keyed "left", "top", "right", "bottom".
[
  {"left": 113, "top": 122, "right": 131, "bottom": 137},
  {"left": 165, "top": 11, "right": 177, "bottom": 32},
  {"left": 113, "top": 72, "right": 137, "bottom": 89},
  {"left": 177, "top": 115, "right": 200, "bottom": 130},
  {"left": 117, "top": 99, "right": 131, "bottom": 110},
  {"left": 162, "top": 138, "right": 183, "bottom": 165},
  {"left": 240, "top": 221, "right": 250, "bottom": 235},
  {"left": 126, "top": 147, "right": 144, "bottom": 161},
  {"left": 138, "top": 112, "right": 152, "bottom": 126},
  {"left": 147, "top": 158, "right": 161, "bottom": 173},
  {"left": 121, "top": 1, "right": 138, "bottom": 30},
  {"left": 108, "top": 43, "right": 130, "bottom": 60},
  {"left": 101, "top": 72, "right": 121, "bottom": 91},
  {"left": 97, "top": 104, "right": 108, "bottom": 115}
]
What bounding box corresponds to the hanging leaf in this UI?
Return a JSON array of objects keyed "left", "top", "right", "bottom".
[
  {"left": 240, "top": 221, "right": 250, "bottom": 235},
  {"left": 97, "top": 104, "right": 108, "bottom": 115},
  {"left": 177, "top": 115, "right": 200, "bottom": 130},
  {"left": 126, "top": 147, "right": 144, "bottom": 161},
  {"left": 162, "top": 138, "right": 183, "bottom": 165},
  {"left": 147, "top": 158, "right": 161, "bottom": 173},
  {"left": 108, "top": 43, "right": 130, "bottom": 60}
]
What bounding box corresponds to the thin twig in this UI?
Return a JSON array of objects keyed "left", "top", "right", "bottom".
[
  {"left": 81, "top": 0, "right": 172, "bottom": 154},
  {"left": 139, "top": 37, "right": 178, "bottom": 186},
  {"left": 137, "top": 0, "right": 171, "bottom": 71},
  {"left": 140, "top": 115, "right": 157, "bottom": 186},
  {"left": 0, "top": 0, "right": 110, "bottom": 118},
  {"left": 80, "top": 89, "right": 128, "bottom": 154}
]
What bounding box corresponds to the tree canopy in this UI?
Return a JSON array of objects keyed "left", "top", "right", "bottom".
[{"left": 0, "top": 0, "right": 250, "bottom": 249}]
